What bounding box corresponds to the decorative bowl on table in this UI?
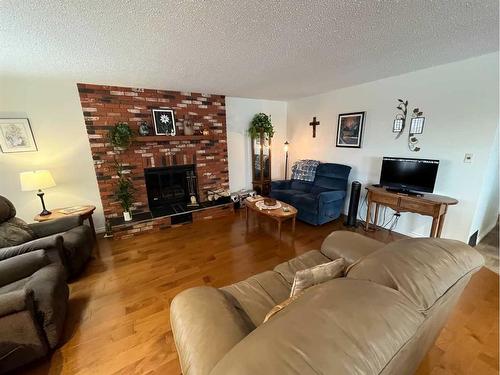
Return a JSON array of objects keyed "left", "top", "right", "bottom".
[
  {"left": 264, "top": 198, "right": 277, "bottom": 206},
  {"left": 256, "top": 199, "right": 282, "bottom": 210}
]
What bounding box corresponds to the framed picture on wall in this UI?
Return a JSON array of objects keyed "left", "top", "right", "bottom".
[
  {"left": 152, "top": 109, "right": 176, "bottom": 136},
  {"left": 0, "top": 118, "right": 38, "bottom": 153},
  {"left": 335, "top": 112, "right": 365, "bottom": 148}
]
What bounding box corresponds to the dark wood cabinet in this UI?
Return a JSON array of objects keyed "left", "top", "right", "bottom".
[{"left": 251, "top": 131, "right": 271, "bottom": 195}]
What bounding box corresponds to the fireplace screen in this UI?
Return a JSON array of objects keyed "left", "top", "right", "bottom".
[{"left": 145, "top": 165, "right": 198, "bottom": 217}]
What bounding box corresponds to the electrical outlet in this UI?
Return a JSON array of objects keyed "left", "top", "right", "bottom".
[{"left": 464, "top": 153, "right": 473, "bottom": 163}]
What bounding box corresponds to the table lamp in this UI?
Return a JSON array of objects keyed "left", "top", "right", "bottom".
[{"left": 20, "top": 170, "right": 56, "bottom": 216}]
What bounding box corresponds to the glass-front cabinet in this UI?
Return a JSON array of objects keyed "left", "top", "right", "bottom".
[{"left": 251, "top": 131, "right": 271, "bottom": 195}]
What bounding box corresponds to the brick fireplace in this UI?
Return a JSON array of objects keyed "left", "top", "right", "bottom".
[{"left": 77, "top": 83, "right": 233, "bottom": 238}]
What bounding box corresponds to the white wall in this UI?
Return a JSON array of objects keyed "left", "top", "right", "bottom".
[
  {"left": 287, "top": 53, "right": 499, "bottom": 242},
  {"left": 0, "top": 75, "right": 105, "bottom": 229},
  {"left": 471, "top": 125, "right": 499, "bottom": 242},
  {"left": 226, "top": 97, "right": 287, "bottom": 192}
]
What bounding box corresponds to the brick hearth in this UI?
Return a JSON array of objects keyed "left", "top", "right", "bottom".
[{"left": 77, "top": 83, "right": 232, "bottom": 238}]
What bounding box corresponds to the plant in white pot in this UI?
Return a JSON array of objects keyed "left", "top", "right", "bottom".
[{"left": 116, "top": 172, "right": 134, "bottom": 221}]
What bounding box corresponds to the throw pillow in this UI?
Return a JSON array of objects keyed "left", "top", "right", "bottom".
[{"left": 290, "top": 258, "right": 345, "bottom": 298}]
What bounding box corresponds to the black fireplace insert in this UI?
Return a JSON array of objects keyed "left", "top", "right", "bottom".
[{"left": 144, "top": 165, "right": 199, "bottom": 217}]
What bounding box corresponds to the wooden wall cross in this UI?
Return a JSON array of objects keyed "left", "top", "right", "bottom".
[{"left": 309, "top": 116, "right": 320, "bottom": 138}]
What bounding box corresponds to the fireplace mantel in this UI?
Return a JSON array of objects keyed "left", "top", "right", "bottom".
[{"left": 135, "top": 135, "right": 219, "bottom": 142}]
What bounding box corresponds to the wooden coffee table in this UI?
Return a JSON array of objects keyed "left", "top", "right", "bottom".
[
  {"left": 245, "top": 198, "right": 297, "bottom": 240},
  {"left": 34, "top": 205, "right": 97, "bottom": 240}
]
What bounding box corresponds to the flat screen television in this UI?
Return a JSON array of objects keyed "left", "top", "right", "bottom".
[{"left": 380, "top": 157, "right": 439, "bottom": 194}]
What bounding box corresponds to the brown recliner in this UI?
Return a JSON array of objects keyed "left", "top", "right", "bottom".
[
  {"left": 0, "top": 250, "right": 68, "bottom": 374},
  {"left": 0, "top": 195, "right": 93, "bottom": 279},
  {"left": 170, "top": 231, "right": 484, "bottom": 375}
]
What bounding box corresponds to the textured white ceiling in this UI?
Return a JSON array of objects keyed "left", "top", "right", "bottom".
[{"left": 1, "top": 0, "right": 498, "bottom": 100}]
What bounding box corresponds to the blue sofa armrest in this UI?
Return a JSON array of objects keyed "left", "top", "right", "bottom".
[
  {"left": 318, "top": 190, "right": 346, "bottom": 205},
  {"left": 271, "top": 180, "right": 291, "bottom": 190}
]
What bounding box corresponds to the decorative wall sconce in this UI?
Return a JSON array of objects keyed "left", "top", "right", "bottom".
[{"left": 393, "top": 98, "right": 425, "bottom": 152}]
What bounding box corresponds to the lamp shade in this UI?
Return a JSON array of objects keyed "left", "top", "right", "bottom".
[{"left": 20, "top": 170, "right": 56, "bottom": 191}]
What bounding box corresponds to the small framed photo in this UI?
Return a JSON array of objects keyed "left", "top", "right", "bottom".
[
  {"left": 410, "top": 117, "right": 425, "bottom": 134},
  {"left": 152, "top": 109, "right": 176, "bottom": 136},
  {"left": 336, "top": 112, "right": 365, "bottom": 148},
  {"left": 0, "top": 118, "right": 38, "bottom": 153},
  {"left": 393, "top": 118, "right": 404, "bottom": 133}
]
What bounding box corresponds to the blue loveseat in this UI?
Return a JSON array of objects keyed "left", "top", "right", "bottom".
[{"left": 270, "top": 163, "right": 351, "bottom": 225}]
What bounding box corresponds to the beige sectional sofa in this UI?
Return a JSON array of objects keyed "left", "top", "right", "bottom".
[{"left": 170, "top": 231, "right": 484, "bottom": 375}]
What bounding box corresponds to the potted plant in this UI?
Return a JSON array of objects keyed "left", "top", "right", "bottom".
[
  {"left": 116, "top": 171, "right": 134, "bottom": 221},
  {"left": 109, "top": 122, "right": 134, "bottom": 148},
  {"left": 248, "top": 113, "right": 274, "bottom": 139},
  {"left": 108, "top": 123, "right": 135, "bottom": 220}
]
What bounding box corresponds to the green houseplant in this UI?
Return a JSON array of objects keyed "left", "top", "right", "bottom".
[
  {"left": 109, "top": 122, "right": 134, "bottom": 148},
  {"left": 115, "top": 160, "right": 134, "bottom": 221},
  {"left": 248, "top": 113, "right": 274, "bottom": 139},
  {"left": 108, "top": 122, "right": 135, "bottom": 221}
]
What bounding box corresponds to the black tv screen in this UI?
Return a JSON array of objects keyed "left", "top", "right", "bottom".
[{"left": 380, "top": 157, "right": 439, "bottom": 193}]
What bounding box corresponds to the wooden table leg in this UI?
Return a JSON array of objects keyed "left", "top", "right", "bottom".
[
  {"left": 373, "top": 203, "right": 379, "bottom": 228},
  {"left": 292, "top": 215, "right": 296, "bottom": 233},
  {"left": 436, "top": 213, "right": 446, "bottom": 238},
  {"left": 430, "top": 216, "right": 439, "bottom": 238},
  {"left": 278, "top": 220, "right": 282, "bottom": 241},
  {"left": 87, "top": 214, "right": 97, "bottom": 241},
  {"left": 365, "top": 200, "right": 372, "bottom": 231},
  {"left": 245, "top": 206, "right": 249, "bottom": 230}
]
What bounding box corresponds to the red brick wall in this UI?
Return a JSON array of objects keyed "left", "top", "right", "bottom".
[{"left": 77, "top": 83, "right": 229, "bottom": 218}]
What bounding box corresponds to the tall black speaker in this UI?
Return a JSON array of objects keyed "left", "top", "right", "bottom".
[{"left": 345, "top": 181, "right": 361, "bottom": 227}]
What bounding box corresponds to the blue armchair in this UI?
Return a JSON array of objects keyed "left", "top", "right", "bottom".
[{"left": 270, "top": 163, "right": 351, "bottom": 225}]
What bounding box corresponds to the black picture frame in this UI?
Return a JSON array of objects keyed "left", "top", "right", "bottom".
[
  {"left": 336, "top": 112, "right": 365, "bottom": 148},
  {"left": 152, "top": 109, "right": 176, "bottom": 136}
]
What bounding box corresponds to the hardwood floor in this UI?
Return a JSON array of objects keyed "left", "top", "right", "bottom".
[{"left": 20, "top": 211, "right": 498, "bottom": 375}]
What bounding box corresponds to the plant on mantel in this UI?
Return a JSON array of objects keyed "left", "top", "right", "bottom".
[
  {"left": 109, "top": 122, "right": 135, "bottom": 221},
  {"left": 108, "top": 122, "right": 134, "bottom": 148},
  {"left": 248, "top": 113, "right": 274, "bottom": 139}
]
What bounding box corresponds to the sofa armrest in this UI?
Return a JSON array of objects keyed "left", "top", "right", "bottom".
[
  {"left": 0, "top": 289, "right": 49, "bottom": 373},
  {"left": 0, "top": 235, "right": 63, "bottom": 261},
  {"left": 28, "top": 216, "right": 83, "bottom": 237},
  {"left": 318, "top": 190, "right": 346, "bottom": 205},
  {"left": 0, "top": 250, "right": 50, "bottom": 288},
  {"left": 171, "top": 286, "right": 253, "bottom": 375},
  {"left": 270, "top": 180, "right": 291, "bottom": 190},
  {"left": 0, "top": 289, "right": 31, "bottom": 317}
]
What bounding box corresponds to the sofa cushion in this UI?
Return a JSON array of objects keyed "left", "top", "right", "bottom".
[
  {"left": 290, "top": 193, "right": 317, "bottom": 213},
  {"left": 320, "top": 231, "right": 385, "bottom": 266},
  {"left": 313, "top": 163, "right": 351, "bottom": 191},
  {"left": 0, "top": 195, "right": 16, "bottom": 224},
  {"left": 210, "top": 278, "right": 424, "bottom": 375},
  {"left": 290, "top": 180, "right": 312, "bottom": 192},
  {"left": 0, "top": 217, "right": 36, "bottom": 248},
  {"left": 274, "top": 250, "right": 331, "bottom": 284},
  {"left": 347, "top": 238, "right": 484, "bottom": 312},
  {"left": 221, "top": 271, "right": 291, "bottom": 327},
  {"left": 269, "top": 189, "right": 304, "bottom": 202}
]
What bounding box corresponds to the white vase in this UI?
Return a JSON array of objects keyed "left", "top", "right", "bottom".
[{"left": 123, "top": 211, "right": 132, "bottom": 221}]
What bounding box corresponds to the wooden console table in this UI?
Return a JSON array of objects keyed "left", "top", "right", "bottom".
[{"left": 365, "top": 186, "right": 458, "bottom": 238}]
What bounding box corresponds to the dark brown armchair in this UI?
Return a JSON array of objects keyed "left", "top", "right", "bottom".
[{"left": 0, "top": 195, "right": 93, "bottom": 279}]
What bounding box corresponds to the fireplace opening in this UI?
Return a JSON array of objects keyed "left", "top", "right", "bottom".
[{"left": 145, "top": 165, "right": 198, "bottom": 218}]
